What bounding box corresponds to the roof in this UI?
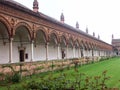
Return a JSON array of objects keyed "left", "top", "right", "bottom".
[
  {"left": 2, "top": 0, "right": 29, "bottom": 9},
  {"left": 112, "top": 39, "right": 120, "bottom": 43},
  {"left": 0, "top": 0, "right": 112, "bottom": 46}
]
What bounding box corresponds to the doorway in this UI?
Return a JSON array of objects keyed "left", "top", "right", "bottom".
[
  {"left": 61, "top": 50, "right": 65, "bottom": 59},
  {"left": 19, "top": 50, "right": 25, "bottom": 62}
]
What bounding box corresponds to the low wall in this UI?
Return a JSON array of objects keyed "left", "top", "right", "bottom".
[{"left": 0, "top": 56, "right": 106, "bottom": 80}]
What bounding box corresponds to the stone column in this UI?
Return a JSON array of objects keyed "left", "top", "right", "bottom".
[
  {"left": 57, "top": 44, "right": 60, "bottom": 59},
  {"left": 92, "top": 49, "right": 94, "bottom": 61},
  {"left": 104, "top": 50, "right": 106, "bottom": 56},
  {"left": 78, "top": 47, "right": 80, "bottom": 58},
  {"left": 46, "top": 42, "right": 49, "bottom": 61},
  {"left": 81, "top": 48, "right": 84, "bottom": 57},
  {"left": 98, "top": 50, "right": 100, "bottom": 56},
  {"left": 9, "top": 37, "right": 13, "bottom": 63},
  {"left": 92, "top": 49, "right": 94, "bottom": 57},
  {"left": 102, "top": 50, "right": 104, "bottom": 56},
  {"left": 31, "top": 40, "right": 34, "bottom": 61},
  {"left": 96, "top": 50, "right": 98, "bottom": 56},
  {"left": 91, "top": 50, "right": 92, "bottom": 57},
  {"left": 73, "top": 45, "right": 75, "bottom": 58},
  {"left": 86, "top": 49, "right": 89, "bottom": 57},
  {"left": 66, "top": 44, "right": 68, "bottom": 59}
]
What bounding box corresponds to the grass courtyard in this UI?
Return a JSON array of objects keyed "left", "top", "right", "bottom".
[{"left": 0, "top": 57, "right": 120, "bottom": 89}]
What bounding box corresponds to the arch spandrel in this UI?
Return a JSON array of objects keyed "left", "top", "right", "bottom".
[
  {"left": 60, "top": 34, "right": 67, "bottom": 46},
  {"left": 80, "top": 40, "right": 86, "bottom": 49},
  {"left": 85, "top": 42, "right": 90, "bottom": 50},
  {"left": 35, "top": 26, "right": 48, "bottom": 42},
  {"left": 0, "top": 15, "right": 11, "bottom": 37},
  {"left": 68, "top": 37, "right": 74, "bottom": 47},
  {"left": 49, "top": 30, "right": 60, "bottom": 43},
  {"left": 60, "top": 32, "right": 68, "bottom": 41},
  {"left": 74, "top": 39, "right": 80, "bottom": 48},
  {"left": 13, "top": 22, "right": 32, "bottom": 40},
  {"left": 89, "top": 43, "right": 93, "bottom": 49},
  {"left": 49, "top": 33, "right": 59, "bottom": 45}
]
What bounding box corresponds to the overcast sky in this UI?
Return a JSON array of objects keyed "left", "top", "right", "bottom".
[{"left": 14, "top": 0, "right": 120, "bottom": 44}]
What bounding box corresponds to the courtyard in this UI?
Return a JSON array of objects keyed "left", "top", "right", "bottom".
[{"left": 0, "top": 57, "right": 120, "bottom": 90}]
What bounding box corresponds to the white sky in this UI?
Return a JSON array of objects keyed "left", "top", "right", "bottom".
[{"left": 14, "top": 0, "right": 120, "bottom": 44}]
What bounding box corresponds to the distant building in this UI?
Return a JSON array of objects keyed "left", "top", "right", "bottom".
[{"left": 112, "top": 36, "right": 120, "bottom": 55}]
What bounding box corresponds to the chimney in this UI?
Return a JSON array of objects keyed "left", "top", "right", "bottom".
[
  {"left": 76, "top": 21, "right": 79, "bottom": 29},
  {"left": 33, "top": 0, "right": 39, "bottom": 12},
  {"left": 86, "top": 27, "right": 88, "bottom": 33},
  {"left": 112, "top": 34, "right": 114, "bottom": 39},
  {"left": 98, "top": 35, "right": 100, "bottom": 39},
  {"left": 60, "top": 13, "right": 64, "bottom": 23},
  {"left": 93, "top": 32, "right": 95, "bottom": 37}
]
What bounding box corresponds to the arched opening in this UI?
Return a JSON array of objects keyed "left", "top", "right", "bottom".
[
  {"left": 75, "top": 40, "right": 80, "bottom": 58},
  {"left": 91, "top": 44, "right": 94, "bottom": 57},
  {"left": 49, "top": 33, "right": 58, "bottom": 60},
  {"left": 85, "top": 42, "right": 89, "bottom": 57},
  {"left": 13, "top": 26, "right": 31, "bottom": 63},
  {"left": 60, "top": 35, "right": 67, "bottom": 59},
  {"left": 34, "top": 30, "right": 47, "bottom": 61},
  {"left": 94, "top": 44, "right": 97, "bottom": 56},
  {"left": 80, "top": 41, "right": 85, "bottom": 57},
  {"left": 67, "top": 38, "right": 74, "bottom": 58},
  {"left": 89, "top": 43, "right": 93, "bottom": 57},
  {"left": 0, "top": 21, "right": 10, "bottom": 63}
]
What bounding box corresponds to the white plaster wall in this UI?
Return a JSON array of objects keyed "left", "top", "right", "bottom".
[
  {"left": 96, "top": 50, "right": 99, "bottom": 56},
  {"left": 64, "top": 47, "right": 67, "bottom": 59},
  {"left": 86, "top": 50, "right": 88, "bottom": 56},
  {"left": 86, "top": 50, "right": 89, "bottom": 57},
  {"left": 0, "top": 42, "right": 9, "bottom": 64},
  {"left": 34, "top": 44, "right": 46, "bottom": 61},
  {"left": 79, "top": 49, "right": 81, "bottom": 58},
  {"left": 75, "top": 48, "right": 79, "bottom": 58},
  {"left": 25, "top": 44, "right": 31, "bottom": 62},
  {"left": 12, "top": 42, "right": 19, "bottom": 63},
  {"left": 60, "top": 47, "right": 67, "bottom": 59},
  {"left": 48, "top": 45, "right": 57, "bottom": 60},
  {"left": 83, "top": 50, "right": 87, "bottom": 56},
  {"left": 99, "top": 51, "right": 101, "bottom": 56},
  {"left": 12, "top": 43, "right": 32, "bottom": 63},
  {"left": 94, "top": 50, "right": 96, "bottom": 56},
  {"left": 59, "top": 47, "right": 62, "bottom": 59},
  {"left": 88, "top": 50, "right": 90, "bottom": 57},
  {"left": 100, "top": 51, "right": 104, "bottom": 56},
  {"left": 102, "top": 51, "right": 104, "bottom": 56},
  {"left": 100, "top": 51, "right": 102, "bottom": 56},
  {"left": 68, "top": 47, "right": 73, "bottom": 59},
  {"left": 34, "top": 45, "right": 41, "bottom": 61},
  {"left": 89, "top": 50, "right": 92, "bottom": 57}
]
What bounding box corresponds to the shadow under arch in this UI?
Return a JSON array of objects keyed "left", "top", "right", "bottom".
[{"left": 13, "top": 22, "right": 32, "bottom": 40}]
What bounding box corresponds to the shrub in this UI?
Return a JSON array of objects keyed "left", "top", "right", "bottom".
[
  {"left": 11, "top": 72, "right": 21, "bottom": 83},
  {"left": 22, "top": 70, "right": 112, "bottom": 90},
  {"left": 2, "top": 64, "right": 22, "bottom": 83}
]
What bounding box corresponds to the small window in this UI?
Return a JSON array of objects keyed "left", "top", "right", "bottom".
[{"left": 25, "top": 53, "right": 28, "bottom": 59}]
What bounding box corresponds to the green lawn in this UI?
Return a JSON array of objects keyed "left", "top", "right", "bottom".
[
  {"left": 77, "top": 57, "right": 120, "bottom": 88},
  {"left": 0, "top": 57, "right": 120, "bottom": 89}
]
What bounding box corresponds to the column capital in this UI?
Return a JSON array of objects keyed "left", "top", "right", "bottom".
[
  {"left": 57, "top": 43, "right": 60, "bottom": 46},
  {"left": 46, "top": 42, "right": 49, "bottom": 61},
  {"left": 31, "top": 40, "right": 34, "bottom": 61},
  {"left": 73, "top": 45, "right": 75, "bottom": 48},
  {"left": 9, "top": 37, "right": 14, "bottom": 41},
  {"left": 31, "top": 40, "right": 34, "bottom": 43},
  {"left": 46, "top": 42, "right": 49, "bottom": 45}
]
